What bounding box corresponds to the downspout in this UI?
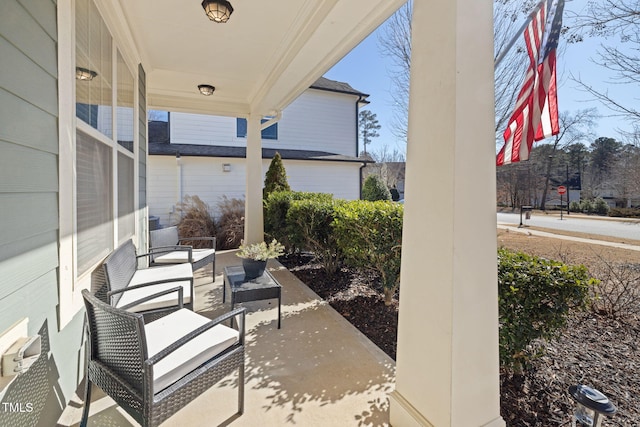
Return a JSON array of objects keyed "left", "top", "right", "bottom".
[
  {"left": 176, "top": 151, "right": 182, "bottom": 221},
  {"left": 359, "top": 162, "right": 367, "bottom": 200},
  {"left": 355, "top": 95, "right": 369, "bottom": 198}
]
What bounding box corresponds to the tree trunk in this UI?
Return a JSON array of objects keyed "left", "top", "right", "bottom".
[{"left": 540, "top": 156, "right": 553, "bottom": 210}]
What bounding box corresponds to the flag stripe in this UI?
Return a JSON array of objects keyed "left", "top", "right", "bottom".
[{"left": 497, "top": 0, "right": 563, "bottom": 166}]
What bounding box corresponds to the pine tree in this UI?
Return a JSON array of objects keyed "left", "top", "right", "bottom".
[
  {"left": 362, "top": 174, "right": 391, "bottom": 201},
  {"left": 263, "top": 152, "right": 290, "bottom": 198},
  {"left": 359, "top": 110, "right": 381, "bottom": 155}
]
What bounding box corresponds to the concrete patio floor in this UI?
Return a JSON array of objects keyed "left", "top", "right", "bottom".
[{"left": 60, "top": 250, "right": 396, "bottom": 427}]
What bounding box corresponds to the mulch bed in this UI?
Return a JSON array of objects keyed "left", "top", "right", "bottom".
[{"left": 279, "top": 251, "right": 640, "bottom": 426}]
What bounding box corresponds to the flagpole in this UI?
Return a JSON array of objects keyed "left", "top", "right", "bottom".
[{"left": 494, "top": 1, "right": 545, "bottom": 69}]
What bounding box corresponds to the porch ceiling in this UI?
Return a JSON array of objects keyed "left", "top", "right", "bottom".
[{"left": 115, "top": 0, "right": 406, "bottom": 117}]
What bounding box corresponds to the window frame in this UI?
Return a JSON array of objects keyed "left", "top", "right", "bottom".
[
  {"left": 58, "top": 0, "right": 140, "bottom": 329},
  {"left": 236, "top": 117, "right": 278, "bottom": 140}
]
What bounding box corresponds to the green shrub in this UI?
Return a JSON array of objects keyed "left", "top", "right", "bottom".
[
  {"left": 333, "top": 200, "right": 403, "bottom": 304},
  {"left": 362, "top": 175, "right": 392, "bottom": 201},
  {"left": 264, "top": 191, "right": 333, "bottom": 251},
  {"left": 176, "top": 195, "right": 216, "bottom": 248},
  {"left": 609, "top": 207, "right": 640, "bottom": 218},
  {"left": 287, "top": 199, "right": 344, "bottom": 275},
  {"left": 216, "top": 196, "right": 244, "bottom": 250},
  {"left": 263, "top": 152, "right": 290, "bottom": 198},
  {"left": 497, "top": 248, "right": 594, "bottom": 371},
  {"left": 580, "top": 198, "right": 595, "bottom": 214},
  {"left": 569, "top": 201, "right": 581, "bottom": 213},
  {"left": 593, "top": 197, "right": 610, "bottom": 215}
]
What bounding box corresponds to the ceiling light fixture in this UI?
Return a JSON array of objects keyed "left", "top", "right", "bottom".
[
  {"left": 201, "top": 0, "right": 234, "bottom": 23},
  {"left": 198, "top": 84, "right": 216, "bottom": 96},
  {"left": 75, "top": 67, "right": 97, "bottom": 81}
]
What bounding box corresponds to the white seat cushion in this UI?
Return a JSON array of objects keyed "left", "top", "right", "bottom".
[
  {"left": 145, "top": 309, "right": 240, "bottom": 392},
  {"left": 153, "top": 248, "right": 215, "bottom": 265},
  {"left": 116, "top": 263, "right": 193, "bottom": 312}
]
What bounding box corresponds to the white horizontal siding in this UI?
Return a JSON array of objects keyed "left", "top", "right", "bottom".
[
  {"left": 148, "top": 155, "right": 361, "bottom": 226},
  {"left": 168, "top": 89, "right": 358, "bottom": 156},
  {"left": 272, "top": 90, "right": 357, "bottom": 156},
  {"left": 147, "top": 156, "right": 178, "bottom": 226},
  {"left": 282, "top": 160, "right": 360, "bottom": 199},
  {"left": 170, "top": 112, "right": 239, "bottom": 146}
]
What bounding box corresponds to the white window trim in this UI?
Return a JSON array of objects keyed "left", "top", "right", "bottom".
[{"left": 58, "top": 0, "right": 141, "bottom": 329}]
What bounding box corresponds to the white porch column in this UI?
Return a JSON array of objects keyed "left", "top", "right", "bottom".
[
  {"left": 244, "top": 115, "right": 264, "bottom": 244},
  {"left": 389, "top": 0, "right": 504, "bottom": 426}
]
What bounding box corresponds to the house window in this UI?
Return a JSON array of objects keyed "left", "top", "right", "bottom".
[
  {"left": 236, "top": 118, "right": 278, "bottom": 140},
  {"left": 75, "top": 0, "right": 113, "bottom": 138},
  {"left": 74, "top": 0, "right": 136, "bottom": 275},
  {"left": 76, "top": 131, "right": 113, "bottom": 273}
]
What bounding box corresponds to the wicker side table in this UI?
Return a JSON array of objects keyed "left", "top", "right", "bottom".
[{"left": 223, "top": 265, "right": 282, "bottom": 329}]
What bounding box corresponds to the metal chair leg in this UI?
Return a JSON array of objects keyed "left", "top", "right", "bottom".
[
  {"left": 80, "top": 379, "right": 92, "bottom": 427},
  {"left": 238, "top": 362, "right": 244, "bottom": 415}
]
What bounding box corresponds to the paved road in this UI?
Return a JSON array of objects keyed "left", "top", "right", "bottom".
[{"left": 497, "top": 212, "right": 640, "bottom": 241}]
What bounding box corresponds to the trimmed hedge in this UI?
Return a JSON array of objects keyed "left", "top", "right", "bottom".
[
  {"left": 497, "top": 248, "right": 594, "bottom": 371},
  {"left": 287, "top": 198, "right": 344, "bottom": 275},
  {"left": 333, "top": 200, "right": 403, "bottom": 305},
  {"left": 264, "top": 191, "right": 333, "bottom": 251},
  {"left": 609, "top": 207, "right": 640, "bottom": 218}
]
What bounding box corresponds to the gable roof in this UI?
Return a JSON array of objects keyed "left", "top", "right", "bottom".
[
  {"left": 311, "top": 77, "right": 369, "bottom": 98},
  {"left": 149, "top": 142, "right": 373, "bottom": 164}
]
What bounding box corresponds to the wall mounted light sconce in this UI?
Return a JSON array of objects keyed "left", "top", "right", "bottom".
[
  {"left": 198, "top": 84, "right": 216, "bottom": 96},
  {"left": 201, "top": 0, "right": 234, "bottom": 23},
  {"left": 222, "top": 163, "right": 231, "bottom": 172},
  {"left": 176, "top": 151, "right": 181, "bottom": 164},
  {"left": 75, "top": 67, "right": 97, "bottom": 81}
]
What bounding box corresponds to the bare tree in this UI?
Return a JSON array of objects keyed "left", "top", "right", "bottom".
[
  {"left": 378, "top": 2, "right": 412, "bottom": 142},
  {"left": 378, "top": 0, "right": 537, "bottom": 145},
  {"left": 539, "top": 108, "right": 599, "bottom": 209},
  {"left": 365, "top": 145, "right": 406, "bottom": 190},
  {"left": 370, "top": 144, "right": 406, "bottom": 163},
  {"left": 568, "top": 1, "right": 640, "bottom": 127}
]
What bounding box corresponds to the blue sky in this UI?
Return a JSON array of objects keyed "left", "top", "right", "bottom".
[{"left": 324, "top": 0, "right": 638, "bottom": 156}]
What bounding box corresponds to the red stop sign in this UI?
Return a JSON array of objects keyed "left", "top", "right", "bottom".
[{"left": 557, "top": 185, "right": 567, "bottom": 195}]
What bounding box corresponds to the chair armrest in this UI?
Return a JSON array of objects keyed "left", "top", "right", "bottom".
[
  {"left": 138, "top": 246, "right": 194, "bottom": 262},
  {"left": 145, "top": 307, "right": 245, "bottom": 366},
  {"left": 143, "top": 246, "right": 193, "bottom": 263},
  {"left": 107, "top": 277, "right": 193, "bottom": 303},
  {"left": 178, "top": 236, "right": 216, "bottom": 249},
  {"left": 116, "top": 286, "right": 184, "bottom": 311}
]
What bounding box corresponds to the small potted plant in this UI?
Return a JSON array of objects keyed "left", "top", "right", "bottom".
[{"left": 236, "top": 239, "right": 285, "bottom": 279}]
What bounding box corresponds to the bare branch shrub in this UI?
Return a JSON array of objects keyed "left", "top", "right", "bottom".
[
  {"left": 590, "top": 257, "right": 640, "bottom": 320},
  {"left": 549, "top": 244, "right": 640, "bottom": 320},
  {"left": 176, "top": 195, "right": 216, "bottom": 248},
  {"left": 216, "top": 196, "right": 245, "bottom": 250}
]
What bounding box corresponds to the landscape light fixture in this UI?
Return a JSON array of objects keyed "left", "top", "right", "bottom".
[
  {"left": 76, "top": 67, "right": 97, "bottom": 81},
  {"left": 201, "top": 0, "right": 233, "bottom": 23},
  {"left": 198, "top": 84, "right": 215, "bottom": 96},
  {"left": 568, "top": 385, "right": 616, "bottom": 427}
]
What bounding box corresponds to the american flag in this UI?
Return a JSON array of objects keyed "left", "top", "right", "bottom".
[{"left": 497, "top": 0, "right": 564, "bottom": 166}]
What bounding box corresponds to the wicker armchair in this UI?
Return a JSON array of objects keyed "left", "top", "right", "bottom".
[
  {"left": 150, "top": 226, "right": 216, "bottom": 282},
  {"left": 102, "top": 239, "right": 194, "bottom": 321},
  {"left": 81, "top": 289, "right": 245, "bottom": 427}
]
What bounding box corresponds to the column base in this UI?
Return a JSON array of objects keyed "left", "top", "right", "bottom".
[
  {"left": 389, "top": 390, "right": 506, "bottom": 427},
  {"left": 389, "top": 390, "right": 434, "bottom": 427}
]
